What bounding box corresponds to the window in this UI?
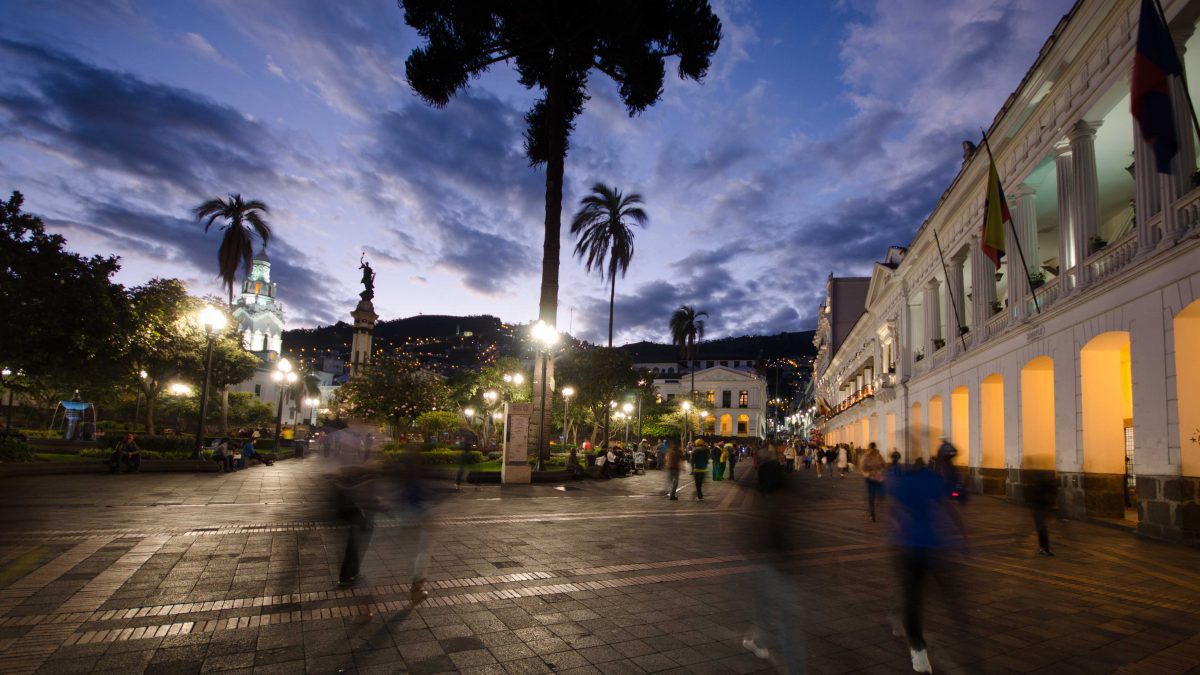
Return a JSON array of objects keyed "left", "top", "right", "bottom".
[
  {"left": 706, "top": 360, "right": 714, "bottom": 368},
  {"left": 734, "top": 360, "right": 741, "bottom": 368},
  {"left": 706, "top": 390, "right": 715, "bottom": 404},
  {"left": 722, "top": 390, "right": 732, "bottom": 408},
  {"left": 692, "top": 390, "right": 701, "bottom": 403},
  {"left": 737, "top": 416, "right": 749, "bottom": 435},
  {"left": 720, "top": 361, "right": 728, "bottom": 367},
  {"left": 666, "top": 393, "right": 676, "bottom": 401},
  {"left": 254, "top": 384, "right": 261, "bottom": 395},
  {"left": 739, "top": 390, "right": 749, "bottom": 407}
]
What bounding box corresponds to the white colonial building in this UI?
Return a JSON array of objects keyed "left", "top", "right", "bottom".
[
  {"left": 655, "top": 366, "right": 768, "bottom": 438},
  {"left": 815, "top": 0, "right": 1200, "bottom": 543},
  {"left": 232, "top": 249, "right": 284, "bottom": 355}
]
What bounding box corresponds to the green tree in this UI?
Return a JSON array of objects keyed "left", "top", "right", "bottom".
[
  {"left": 669, "top": 305, "right": 708, "bottom": 400},
  {"left": 207, "top": 335, "right": 261, "bottom": 435},
  {"left": 415, "top": 410, "right": 458, "bottom": 441},
  {"left": 340, "top": 355, "right": 451, "bottom": 440},
  {"left": 554, "top": 348, "right": 637, "bottom": 445},
  {"left": 125, "top": 279, "right": 205, "bottom": 435},
  {"left": 570, "top": 183, "right": 648, "bottom": 348},
  {"left": 194, "top": 195, "right": 271, "bottom": 306},
  {"left": 0, "top": 191, "right": 129, "bottom": 384},
  {"left": 478, "top": 356, "right": 531, "bottom": 403},
  {"left": 402, "top": 2, "right": 721, "bottom": 327}
]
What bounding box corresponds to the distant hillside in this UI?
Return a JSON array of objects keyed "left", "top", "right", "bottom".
[
  {"left": 618, "top": 330, "right": 816, "bottom": 363},
  {"left": 284, "top": 314, "right": 507, "bottom": 352}
]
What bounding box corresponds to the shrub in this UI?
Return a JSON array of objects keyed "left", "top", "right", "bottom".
[
  {"left": 384, "top": 448, "right": 485, "bottom": 465},
  {"left": 18, "top": 428, "right": 61, "bottom": 439},
  {"left": 98, "top": 435, "right": 194, "bottom": 454},
  {"left": 80, "top": 448, "right": 194, "bottom": 460},
  {"left": 0, "top": 434, "right": 33, "bottom": 462},
  {"left": 96, "top": 421, "right": 145, "bottom": 432}
]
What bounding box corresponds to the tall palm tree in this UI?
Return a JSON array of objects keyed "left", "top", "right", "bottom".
[
  {"left": 194, "top": 195, "right": 271, "bottom": 306},
  {"left": 670, "top": 305, "right": 708, "bottom": 400},
  {"left": 570, "top": 183, "right": 648, "bottom": 348}
]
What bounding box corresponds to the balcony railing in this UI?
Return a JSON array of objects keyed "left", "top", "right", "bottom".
[
  {"left": 983, "top": 308, "right": 1009, "bottom": 341},
  {"left": 1087, "top": 230, "right": 1138, "bottom": 285},
  {"left": 1031, "top": 275, "right": 1063, "bottom": 313},
  {"left": 1174, "top": 185, "right": 1200, "bottom": 233}
]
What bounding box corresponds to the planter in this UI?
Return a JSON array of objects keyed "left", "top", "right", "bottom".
[
  {"left": 1089, "top": 238, "right": 1107, "bottom": 255},
  {"left": 959, "top": 326, "right": 970, "bottom": 335},
  {"left": 932, "top": 339, "right": 946, "bottom": 350}
]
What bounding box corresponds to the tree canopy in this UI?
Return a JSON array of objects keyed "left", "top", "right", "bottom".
[{"left": 339, "top": 354, "right": 452, "bottom": 439}]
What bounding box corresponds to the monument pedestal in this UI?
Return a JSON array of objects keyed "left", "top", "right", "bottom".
[{"left": 502, "top": 402, "right": 532, "bottom": 484}]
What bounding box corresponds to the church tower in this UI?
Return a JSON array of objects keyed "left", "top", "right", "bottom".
[{"left": 232, "top": 248, "right": 285, "bottom": 356}]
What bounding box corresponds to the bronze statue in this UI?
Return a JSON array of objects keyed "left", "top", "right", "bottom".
[{"left": 359, "top": 253, "right": 376, "bottom": 302}]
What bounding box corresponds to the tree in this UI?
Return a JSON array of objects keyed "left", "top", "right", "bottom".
[
  {"left": 415, "top": 410, "right": 458, "bottom": 441},
  {"left": 0, "top": 191, "right": 129, "bottom": 384},
  {"left": 477, "top": 356, "right": 531, "bottom": 403},
  {"left": 194, "top": 195, "right": 271, "bottom": 306},
  {"left": 125, "top": 279, "right": 205, "bottom": 435},
  {"left": 570, "top": 183, "right": 648, "bottom": 348},
  {"left": 402, "top": 2, "right": 722, "bottom": 327},
  {"left": 554, "top": 348, "right": 638, "bottom": 444},
  {"left": 206, "top": 336, "right": 261, "bottom": 435},
  {"left": 669, "top": 305, "right": 708, "bottom": 400},
  {"left": 340, "top": 354, "right": 451, "bottom": 440}
]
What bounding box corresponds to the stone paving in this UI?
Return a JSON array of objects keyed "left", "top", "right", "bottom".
[{"left": 1, "top": 457, "right": 1199, "bottom": 674}]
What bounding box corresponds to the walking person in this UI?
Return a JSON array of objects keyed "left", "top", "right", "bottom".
[
  {"left": 888, "top": 458, "right": 969, "bottom": 673},
  {"left": 783, "top": 443, "right": 796, "bottom": 472},
  {"left": 862, "top": 443, "right": 886, "bottom": 522},
  {"left": 836, "top": 445, "right": 849, "bottom": 478},
  {"left": 816, "top": 447, "right": 826, "bottom": 478},
  {"left": 690, "top": 439, "right": 710, "bottom": 500},
  {"left": 713, "top": 443, "right": 727, "bottom": 481},
  {"left": 361, "top": 432, "right": 375, "bottom": 462},
  {"left": 1030, "top": 471, "right": 1058, "bottom": 556},
  {"left": 728, "top": 443, "right": 740, "bottom": 481},
  {"left": 666, "top": 440, "right": 683, "bottom": 500},
  {"left": 454, "top": 439, "right": 473, "bottom": 491}
]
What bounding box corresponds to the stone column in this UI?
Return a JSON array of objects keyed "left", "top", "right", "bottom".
[
  {"left": 1161, "top": 27, "right": 1198, "bottom": 242},
  {"left": 946, "top": 252, "right": 966, "bottom": 342},
  {"left": 970, "top": 235, "right": 997, "bottom": 330},
  {"left": 1068, "top": 121, "right": 1102, "bottom": 289},
  {"left": 1009, "top": 184, "right": 1038, "bottom": 317},
  {"left": 923, "top": 279, "right": 941, "bottom": 354},
  {"left": 349, "top": 299, "right": 378, "bottom": 378},
  {"left": 899, "top": 296, "right": 912, "bottom": 380},
  {"left": 1134, "top": 105, "right": 1163, "bottom": 252},
  {"left": 1054, "top": 143, "right": 1077, "bottom": 289}
]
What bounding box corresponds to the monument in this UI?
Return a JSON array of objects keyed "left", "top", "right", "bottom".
[{"left": 349, "top": 254, "right": 378, "bottom": 378}]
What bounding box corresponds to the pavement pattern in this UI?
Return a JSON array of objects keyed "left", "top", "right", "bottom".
[{"left": 0, "top": 456, "right": 1199, "bottom": 674}]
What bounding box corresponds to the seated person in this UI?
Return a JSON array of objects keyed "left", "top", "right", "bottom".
[
  {"left": 212, "top": 438, "right": 234, "bottom": 473},
  {"left": 106, "top": 433, "right": 141, "bottom": 474},
  {"left": 242, "top": 438, "right": 274, "bottom": 466}
]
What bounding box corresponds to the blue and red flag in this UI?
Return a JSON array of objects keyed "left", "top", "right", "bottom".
[{"left": 1131, "top": 0, "right": 1184, "bottom": 173}]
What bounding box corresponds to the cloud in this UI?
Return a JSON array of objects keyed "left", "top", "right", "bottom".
[
  {"left": 0, "top": 38, "right": 282, "bottom": 196},
  {"left": 182, "top": 32, "right": 242, "bottom": 72}
]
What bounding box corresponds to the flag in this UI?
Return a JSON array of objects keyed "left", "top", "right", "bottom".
[
  {"left": 981, "top": 156, "right": 1009, "bottom": 270},
  {"left": 1131, "top": 0, "right": 1183, "bottom": 173}
]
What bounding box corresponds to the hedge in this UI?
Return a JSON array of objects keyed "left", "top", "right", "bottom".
[
  {"left": 98, "top": 435, "right": 194, "bottom": 454},
  {"left": 383, "top": 448, "right": 486, "bottom": 465},
  {"left": 0, "top": 435, "right": 33, "bottom": 462}
]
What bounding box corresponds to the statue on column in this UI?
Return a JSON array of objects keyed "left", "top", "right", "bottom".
[{"left": 358, "top": 253, "right": 376, "bottom": 302}]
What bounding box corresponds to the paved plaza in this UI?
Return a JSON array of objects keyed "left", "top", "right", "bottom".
[{"left": 1, "top": 458, "right": 1199, "bottom": 674}]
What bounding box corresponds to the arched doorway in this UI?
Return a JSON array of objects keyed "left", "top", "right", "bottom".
[
  {"left": 980, "top": 374, "right": 1006, "bottom": 495},
  {"left": 737, "top": 414, "right": 750, "bottom": 436},
  {"left": 1175, "top": 300, "right": 1200, "bottom": 478},
  {"left": 1081, "top": 332, "right": 1134, "bottom": 519},
  {"left": 950, "top": 387, "right": 969, "bottom": 467},
  {"left": 909, "top": 402, "right": 924, "bottom": 459},
  {"left": 886, "top": 413, "right": 897, "bottom": 453},
  {"left": 928, "top": 395, "right": 944, "bottom": 456},
  {"left": 719, "top": 414, "right": 733, "bottom": 436}
]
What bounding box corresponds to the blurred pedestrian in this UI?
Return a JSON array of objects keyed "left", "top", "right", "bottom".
[
  {"left": 666, "top": 440, "right": 683, "bottom": 500},
  {"left": 713, "top": 443, "right": 727, "bottom": 481},
  {"left": 836, "top": 445, "right": 849, "bottom": 478},
  {"left": 888, "top": 457, "right": 968, "bottom": 673},
  {"left": 862, "top": 443, "right": 886, "bottom": 522},
  {"left": 454, "top": 439, "right": 473, "bottom": 490},
  {"left": 690, "top": 439, "right": 710, "bottom": 500},
  {"left": 728, "top": 443, "right": 740, "bottom": 481},
  {"left": 335, "top": 466, "right": 378, "bottom": 589},
  {"left": 783, "top": 443, "right": 796, "bottom": 472},
  {"left": 362, "top": 432, "right": 375, "bottom": 462},
  {"left": 1030, "top": 472, "right": 1058, "bottom": 556}
]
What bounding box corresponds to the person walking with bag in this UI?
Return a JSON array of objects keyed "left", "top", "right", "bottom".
[{"left": 861, "top": 443, "right": 886, "bottom": 521}]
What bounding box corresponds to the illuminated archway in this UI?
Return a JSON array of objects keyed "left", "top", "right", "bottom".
[
  {"left": 1081, "top": 331, "right": 1133, "bottom": 517},
  {"left": 1176, "top": 300, "right": 1200, "bottom": 477},
  {"left": 950, "top": 387, "right": 969, "bottom": 467},
  {"left": 910, "top": 402, "right": 924, "bottom": 459},
  {"left": 719, "top": 414, "right": 733, "bottom": 436},
  {"left": 703, "top": 415, "right": 716, "bottom": 434},
  {"left": 886, "top": 413, "right": 897, "bottom": 452},
  {"left": 928, "top": 395, "right": 944, "bottom": 456},
  {"left": 1020, "top": 356, "right": 1056, "bottom": 470},
  {"left": 980, "top": 374, "right": 1005, "bottom": 469},
  {"left": 737, "top": 414, "right": 750, "bottom": 436},
  {"left": 868, "top": 414, "right": 878, "bottom": 449}
]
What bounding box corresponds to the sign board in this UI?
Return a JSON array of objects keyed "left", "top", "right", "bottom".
[{"left": 502, "top": 402, "right": 532, "bottom": 484}]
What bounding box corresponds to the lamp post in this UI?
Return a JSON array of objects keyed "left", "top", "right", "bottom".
[
  {"left": 699, "top": 409, "right": 709, "bottom": 437},
  {"left": 271, "top": 358, "right": 297, "bottom": 451},
  {"left": 193, "top": 306, "right": 226, "bottom": 459},
  {"left": 681, "top": 400, "right": 692, "bottom": 445},
  {"left": 1, "top": 367, "right": 12, "bottom": 431},
  {"left": 303, "top": 397, "right": 320, "bottom": 427},
  {"left": 561, "top": 386, "right": 575, "bottom": 447},
  {"left": 635, "top": 379, "right": 645, "bottom": 444},
  {"left": 530, "top": 320, "right": 558, "bottom": 471}
]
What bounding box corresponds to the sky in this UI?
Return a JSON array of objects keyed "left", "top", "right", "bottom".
[{"left": 0, "top": 0, "right": 1076, "bottom": 344}]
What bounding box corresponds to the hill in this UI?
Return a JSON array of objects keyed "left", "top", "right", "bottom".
[
  {"left": 618, "top": 330, "right": 816, "bottom": 363},
  {"left": 283, "top": 314, "right": 508, "bottom": 352}
]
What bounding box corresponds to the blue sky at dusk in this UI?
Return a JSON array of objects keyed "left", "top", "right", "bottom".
[{"left": 0, "top": 0, "right": 1075, "bottom": 343}]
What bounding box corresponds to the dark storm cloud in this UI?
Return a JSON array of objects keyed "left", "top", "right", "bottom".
[
  {"left": 59, "top": 201, "right": 343, "bottom": 325},
  {"left": 0, "top": 39, "right": 280, "bottom": 194},
  {"left": 435, "top": 219, "right": 535, "bottom": 295}
]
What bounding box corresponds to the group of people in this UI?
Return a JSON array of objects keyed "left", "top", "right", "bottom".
[
  {"left": 210, "top": 436, "right": 274, "bottom": 472},
  {"left": 316, "top": 430, "right": 376, "bottom": 463}
]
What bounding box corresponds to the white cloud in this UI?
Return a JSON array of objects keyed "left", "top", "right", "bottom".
[{"left": 182, "top": 31, "right": 241, "bottom": 72}]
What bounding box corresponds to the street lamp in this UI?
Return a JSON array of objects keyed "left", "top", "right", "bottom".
[
  {"left": 530, "top": 320, "right": 558, "bottom": 470},
  {"left": 681, "top": 400, "right": 692, "bottom": 445},
  {"left": 635, "top": 379, "right": 646, "bottom": 444},
  {"left": 561, "top": 386, "right": 575, "bottom": 446},
  {"left": 303, "top": 397, "right": 320, "bottom": 426},
  {"left": 271, "top": 358, "right": 297, "bottom": 451},
  {"left": 192, "top": 306, "right": 226, "bottom": 459},
  {"left": 1, "top": 367, "right": 12, "bottom": 431}
]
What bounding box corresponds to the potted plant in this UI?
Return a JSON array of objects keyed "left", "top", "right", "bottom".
[
  {"left": 932, "top": 338, "right": 946, "bottom": 350},
  {"left": 914, "top": 350, "right": 925, "bottom": 362},
  {"left": 1028, "top": 271, "right": 1046, "bottom": 289},
  {"left": 991, "top": 300, "right": 1003, "bottom": 314},
  {"left": 959, "top": 326, "right": 970, "bottom": 335},
  {"left": 1089, "top": 235, "right": 1107, "bottom": 255}
]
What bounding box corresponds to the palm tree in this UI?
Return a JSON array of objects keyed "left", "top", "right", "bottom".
[
  {"left": 669, "top": 305, "right": 708, "bottom": 400},
  {"left": 402, "top": 3, "right": 721, "bottom": 329},
  {"left": 194, "top": 195, "right": 271, "bottom": 306},
  {"left": 570, "top": 183, "right": 648, "bottom": 348}
]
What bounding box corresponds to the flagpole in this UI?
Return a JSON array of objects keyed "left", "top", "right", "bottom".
[
  {"left": 932, "top": 227, "right": 968, "bottom": 352},
  {"left": 980, "top": 129, "right": 1041, "bottom": 315},
  {"left": 1151, "top": 0, "right": 1200, "bottom": 143}
]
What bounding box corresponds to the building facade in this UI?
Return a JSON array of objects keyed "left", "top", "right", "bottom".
[
  {"left": 655, "top": 366, "right": 768, "bottom": 438},
  {"left": 232, "top": 249, "right": 284, "bottom": 356},
  {"left": 814, "top": 0, "right": 1200, "bottom": 543}
]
